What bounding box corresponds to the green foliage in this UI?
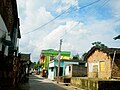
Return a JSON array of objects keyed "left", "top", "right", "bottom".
[
  {"left": 82, "top": 52, "right": 87, "bottom": 60},
  {"left": 92, "top": 41, "right": 108, "bottom": 50},
  {"left": 73, "top": 54, "right": 79, "bottom": 60},
  {"left": 30, "top": 61, "right": 41, "bottom": 69}
]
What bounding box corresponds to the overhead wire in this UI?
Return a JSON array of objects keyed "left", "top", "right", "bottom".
[
  {"left": 21, "top": 0, "right": 113, "bottom": 56},
  {"left": 23, "top": 10, "right": 68, "bottom": 35},
  {"left": 100, "top": 0, "right": 110, "bottom": 8},
  {"left": 85, "top": 0, "right": 110, "bottom": 17},
  {"left": 56, "top": 0, "right": 107, "bottom": 41},
  {"left": 53, "top": 0, "right": 112, "bottom": 52},
  {"left": 53, "top": 0, "right": 106, "bottom": 41},
  {"left": 23, "top": 0, "right": 101, "bottom": 35},
  {"left": 58, "top": 0, "right": 111, "bottom": 40}
]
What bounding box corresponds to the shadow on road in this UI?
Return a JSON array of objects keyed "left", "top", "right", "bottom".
[
  {"left": 29, "top": 75, "right": 44, "bottom": 80},
  {"left": 18, "top": 74, "right": 66, "bottom": 90}
]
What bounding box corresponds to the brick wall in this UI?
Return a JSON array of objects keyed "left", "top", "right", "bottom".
[{"left": 87, "top": 50, "right": 111, "bottom": 79}]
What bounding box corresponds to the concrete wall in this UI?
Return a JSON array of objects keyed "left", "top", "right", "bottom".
[
  {"left": 65, "top": 65, "right": 71, "bottom": 76},
  {"left": 87, "top": 50, "right": 111, "bottom": 79},
  {"left": 53, "top": 60, "right": 79, "bottom": 76},
  {"left": 48, "top": 68, "right": 54, "bottom": 80},
  {"left": 49, "top": 61, "right": 54, "bottom": 67},
  {"left": 72, "top": 65, "right": 87, "bottom": 77},
  {"left": 64, "top": 62, "right": 79, "bottom": 76},
  {"left": 65, "top": 65, "right": 87, "bottom": 77},
  {"left": 0, "top": 15, "right": 7, "bottom": 51},
  {"left": 71, "top": 77, "right": 98, "bottom": 90},
  {"left": 48, "top": 60, "right": 79, "bottom": 80},
  {"left": 0, "top": 14, "right": 10, "bottom": 56},
  {"left": 71, "top": 77, "right": 120, "bottom": 90}
]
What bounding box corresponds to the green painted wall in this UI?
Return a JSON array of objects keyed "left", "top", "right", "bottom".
[{"left": 41, "top": 49, "right": 71, "bottom": 70}]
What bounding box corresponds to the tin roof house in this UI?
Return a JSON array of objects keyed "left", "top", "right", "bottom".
[{"left": 85, "top": 47, "right": 120, "bottom": 79}]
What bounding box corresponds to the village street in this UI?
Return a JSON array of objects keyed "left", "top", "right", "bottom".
[
  {"left": 19, "top": 74, "right": 82, "bottom": 90},
  {"left": 1, "top": 0, "right": 120, "bottom": 89}
]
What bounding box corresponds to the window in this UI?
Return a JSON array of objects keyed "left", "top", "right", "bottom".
[
  {"left": 100, "top": 61, "right": 105, "bottom": 72},
  {"left": 69, "top": 66, "right": 71, "bottom": 72},
  {"left": 51, "top": 67, "right": 54, "bottom": 72},
  {"left": 93, "top": 65, "right": 98, "bottom": 72}
]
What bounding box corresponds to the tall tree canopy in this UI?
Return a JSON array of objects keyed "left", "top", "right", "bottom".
[
  {"left": 73, "top": 54, "right": 79, "bottom": 60},
  {"left": 92, "top": 41, "right": 108, "bottom": 50}
]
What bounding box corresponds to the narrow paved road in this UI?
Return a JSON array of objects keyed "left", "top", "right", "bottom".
[
  {"left": 19, "top": 74, "right": 66, "bottom": 90},
  {"left": 29, "top": 75, "right": 66, "bottom": 90},
  {"left": 19, "top": 74, "right": 82, "bottom": 90}
]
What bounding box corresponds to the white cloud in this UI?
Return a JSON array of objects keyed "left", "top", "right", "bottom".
[
  {"left": 56, "top": 0, "right": 79, "bottom": 13},
  {"left": 17, "top": 0, "right": 120, "bottom": 62},
  {"left": 110, "top": 0, "right": 120, "bottom": 18},
  {"left": 62, "top": 0, "right": 78, "bottom": 5},
  {"left": 17, "top": 0, "right": 26, "bottom": 9},
  {"left": 22, "top": 7, "right": 53, "bottom": 33},
  {"left": 17, "top": 0, "right": 55, "bottom": 62},
  {"left": 32, "top": 21, "right": 88, "bottom": 58}
]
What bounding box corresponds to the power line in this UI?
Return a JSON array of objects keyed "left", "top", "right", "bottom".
[
  {"left": 85, "top": 0, "right": 110, "bottom": 17},
  {"left": 23, "top": 9, "right": 70, "bottom": 35},
  {"left": 23, "top": 0, "right": 101, "bottom": 35},
  {"left": 100, "top": 0, "right": 110, "bottom": 8},
  {"left": 59, "top": 0, "right": 111, "bottom": 40},
  {"left": 60, "top": 21, "right": 81, "bottom": 39},
  {"left": 67, "top": 0, "right": 101, "bottom": 14},
  {"left": 61, "top": 0, "right": 107, "bottom": 37}
]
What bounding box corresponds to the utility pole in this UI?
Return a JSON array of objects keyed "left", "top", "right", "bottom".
[{"left": 57, "top": 39, "right": 62, "bottom": 83}]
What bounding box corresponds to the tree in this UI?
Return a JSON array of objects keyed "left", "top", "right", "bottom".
[
  {"left": 73, "top": 54, "right": 79, "bottom": 60},
  {"left": 30, "top": 61, "right": 40, "bottom": 70},
  {"left": 35, "top": 61, "right": 40, "bottom": 69},
  {"left": 81, "top": 52, "right": 87, "bottom": 61},
  {"left": 92, "top": 41, "right": 108, "bottom": 50}
]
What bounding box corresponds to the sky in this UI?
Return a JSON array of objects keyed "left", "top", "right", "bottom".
[{"left": 17, "top": 0, "right": 120, "bottom": 62}]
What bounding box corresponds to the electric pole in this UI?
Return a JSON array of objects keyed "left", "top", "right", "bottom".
[{"left": 57, "top": 39, "right": 62, "bottom": 83}]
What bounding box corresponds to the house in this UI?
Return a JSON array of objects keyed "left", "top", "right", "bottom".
[
  {"left": 0, "top": 0, "right": 21, "bottom": 57},
  {"left": 65, "top": 63, "right": 87, "bottom": 77},
  {"left": 19, "top": 53, "right": 31, "bottom": 81},
  {"left": 85, "top": 47, "right": 120, "bottom": 79},
  {"left": 0, "top": 0, "right": 21, "bottom": 89},
  {"left": 40, "top": 49, "right": 71, "bottom": 77},
  {"left": 48, "top": 59, "right": 80, "bottom": 80}
]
